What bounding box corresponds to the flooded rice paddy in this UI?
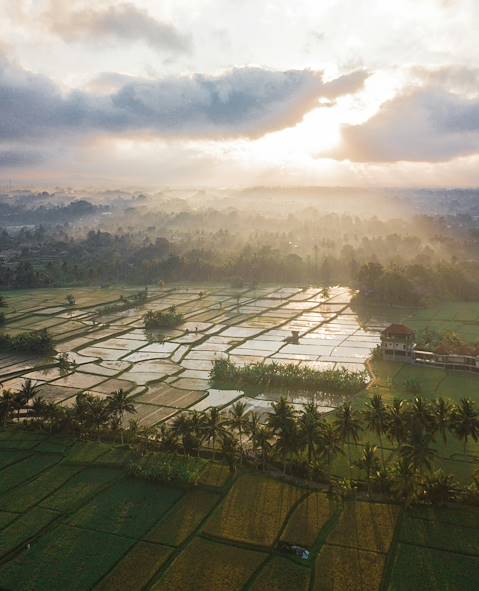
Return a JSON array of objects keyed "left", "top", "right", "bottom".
[{"left": 0, "top": 285, "right": 389, "bottom": 426}]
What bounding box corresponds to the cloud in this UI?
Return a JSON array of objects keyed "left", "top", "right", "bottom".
[
  {"left": 43, "top": 2, "right": 191, "bottom": 54},
  {"left": 0, "top": 149, "right": 43, "bottom": 168},
  {"left": 0, "top": 56, "right": 368, "bottom": 144},
  {"left": 330, "top": 84, "right": 479, "bottom": 162}
]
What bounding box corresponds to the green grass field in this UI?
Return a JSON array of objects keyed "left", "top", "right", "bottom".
[{"left": 0, "top": 428, "right": 479, "bottom": 590}]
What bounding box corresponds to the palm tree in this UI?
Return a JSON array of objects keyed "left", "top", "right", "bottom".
[
  {"left": 220, "top": 433, "right": 239, "bottom": 473},
  {"left": 319, "top": 422, "right": 343, "bottom": 482},
  {"left": 228, "top": 401, "right": 249, "bottom": 460},
  {"left": 201, "top": 407, "right": 228, "bottom": 459},
  {"left": 156, "top": 424, "right": 179, "bottom": 453},
  {"left": 354, "top": 443, "right": 379, "bottom": 497},
  {"left": 16, "top": 379, "right": 39, "bottom": 419},
  {"left": 363, "top": 392, "right": 387, "bottom": 469},
  {"left": 108, "top": 389, "right": 136, "bottom": 443},
  {"left": 274, "top": 422, "right": 299, "bottom": 474},
  {"left": 408, "top": 396, "right": 435, "bottom": 434},
  {"left": 400, "top": 425, "right": 437, "bottom": 475},
  {"left": 246, "top": 412, "right": 261, "bottom": 457},
  {"left": 386, "top": 398, "right": 407, "bottom": 446},
  {"left": 391, "top": 457, "right": 418, "bottom": 506},
  {"left": 254, "top": 425, "right": 272, "bottom": 471},
  {"left": 333, "top": 402, "right": 362, "bottom": 477},
  {"left": 452, "top": 398, "right": 479, "bottom": 455},
  {"left": 0, "top": 389, "right": 15, "bottom": 426},
  {"left": 421, "top": 470, "right": 459, "bottom": 505},
  {"left": 297, "top": 401, "right": 323, "bottom": 465},
  {"left": 267, "top": 397, "right": 296, "bottom": 434},
  {"left": 432, "top": 398, "right": 453, "bottom": 445},
  {"left": 30, "top": 396, "right": 48, "bottom": 420}
]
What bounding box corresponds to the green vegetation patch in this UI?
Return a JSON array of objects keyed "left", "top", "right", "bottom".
[
  {"left": 204, "top": 474, "right": 304, "bottom": 547},
  {"left": 94, "top": 541, "right": 173, "bottom": 591},
  {"left": 0, "top": 524, "right": 134, "bottom": 591},
  {"left": 40, "top": 467, "right": 120, "bottom": 513},
  {"left": 0, "top": 463, "right": 81, "bottom": 512},
  {"left": 128, "top": 452, "right": 206, "bottom": 486},
  {"left": 198, "top": 461, "right": 232, "bottom": 488},
  {"left": 388, "top": 543, "right": 479, "bottom": 591},
  {"left": 399, "top": 515, "right": 479, "bottom": 556},
  {"left": 314, "top": 544, "right": 386, "bottom": 591},
  {"left": 250, "top": 556, "right": 310, "bottom": 591},
  {"left": 69, "top": 477, "right": 183, "bottom": 538},
  {"left": 280, "top": 491, "right": 336, "bottom": 548},
  {"left": 145, "top": 489, "right": 220, "bottom": 546},
  {"left": 211, "top": 359, "right": 368, "bottom": 393},
  {"left": 0, "top": 453, "right": 62, "bottom": 495},
  {"left": 0, "top": 506, "right": 58, "bottom": 558},
  {"left": 151, "top": 537, "right": 267, "bottom": 591},
  {"left": 326, "top": 501, "right": 399, "bottom": 554}
]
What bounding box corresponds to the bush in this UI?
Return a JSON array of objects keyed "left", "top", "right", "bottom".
[
  {"left": 144, "top": 306, "right": 184, "bottom": 329},
  {"left": 0, "top": 329, "right": 54, "bottom": 354},
  {"left": 127, "top": 452, "right": 205, "bottom": 485},
  {"left": 210, "top": 358, "right": 368, "bottom": 394}
]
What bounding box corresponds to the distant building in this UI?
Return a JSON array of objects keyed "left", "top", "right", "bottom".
[
  {"left": 381, "top": 323, "right": 479, "bottom": 372},
  {"left": 380, "top": 324, "right": 416, "bottom": 361}
]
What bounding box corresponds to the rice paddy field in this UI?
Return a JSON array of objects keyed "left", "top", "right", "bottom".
[
  {"left": 1, "top": 429, "right": 479, "bottom": 590},
  {"left": 1, "top": 284, "right": 384, "bottom": 421}
]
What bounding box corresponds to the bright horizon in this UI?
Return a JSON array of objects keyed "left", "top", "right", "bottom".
[{"left": 2, "top": 0, "right": 479, "bottom": 187}]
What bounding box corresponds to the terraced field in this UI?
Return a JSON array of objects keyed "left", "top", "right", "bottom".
[
  {"left": 0, "top": 430, "right": 478, "bottom": 590},
  {"left": 0, "top": 285, "right": 384, "bottom": 422}
]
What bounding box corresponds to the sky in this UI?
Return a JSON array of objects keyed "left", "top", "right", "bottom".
[{"left": 1, "top": 0, "right": 479, "bottom": 187}]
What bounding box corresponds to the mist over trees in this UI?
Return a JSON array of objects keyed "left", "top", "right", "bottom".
[{"left": 1, "top": 187, "right": 479, "bottom": 304}]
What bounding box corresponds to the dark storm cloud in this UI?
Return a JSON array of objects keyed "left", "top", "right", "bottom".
[
  {"left": 0, "top": 57, "right": 368, "bottom": 143},
  {"left": 330, "top": 85, "right": 479, "bottom": 163},
  {"left": 44, "top": 2, "right": 191, "bottom": 54}
]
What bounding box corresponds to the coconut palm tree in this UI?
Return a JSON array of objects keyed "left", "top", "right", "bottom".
[
  {"left": 0, "top": 389, "right": 15, "bottom": 426},
  {"left": 333, "top": 402, "right": 362, "bottom": 477},
  {"left": 16, "top": 379, "right": 39, "bottom": 419},
  {"left": 363, "top": 392, "right": 387, "bottom": 469},
  {"left": 228, "top": 401, "right": 249, "bottom": 460},
  {"left": 319, "top": 422, "right": 343, "bottom": 482},
  {"left": 354, "top": 443, "right": 380, "bottom": 497},
  {"left": 220, "top": 433, "right": 239, "bottom": 473},
  {"left": 108, "top": 389, "right": 136, "bottom": 443},
  {"left": 254, "top": 425, "right": 272, "bottom": 471},
  {"left": 432, "top": 398, "right": 453, "bottom": 444},
  {"left": 407, "top": 396, "right": 435, "bottom": 434},
  {"left": 400, "top": 425, "right": 437, "bottom": 475},
  {"left": 297, "top": 401, "right": 323, "bottom": 465},
  {"left": 201, "top": 407, "right": 228, "bottom": 459},
  {"left": 170, "top": 412, "right": 191, "bottom": 453},
  {"left": 386, "top": 398, "right": 407, "bottom": 446},
  {"left": 246, "top": 411, "right": 261, "bottom": 456},
  {"left": 391, "top": 457, "right": 418, "bottom": 506},
  {"left": 451, "top": 398, "right": 479, "bottom": 455},
  {"left": 267, "top": 397, "right": 296, "bottom": 434},
  {"left": 274, "top": 422, "right": 299, "bottom": 474},
  {"left": 421, "top": 470, "right": 459, "bottom": 505}
]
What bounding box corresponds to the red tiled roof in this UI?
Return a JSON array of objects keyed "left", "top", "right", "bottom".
[{"left": 382, "top": 324, "right": 415, "bottom": 337}]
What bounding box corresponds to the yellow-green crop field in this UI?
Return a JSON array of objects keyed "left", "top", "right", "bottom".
[{"left": 0, "top": 429, "right": 478, "bottom": 590}]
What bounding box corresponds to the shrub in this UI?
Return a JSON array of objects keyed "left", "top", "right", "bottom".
[
  {"left": 0, "top": 329, "right": 54, "bottom": 354},
  {"left": 127, "top": 452, "right": 205, "bottom": 485},
  {"left": 210, "top": 358, "right": 368, "bottom": 394},
  {"left": 144, "top": 306, "right": 184, "bottom": 329}
]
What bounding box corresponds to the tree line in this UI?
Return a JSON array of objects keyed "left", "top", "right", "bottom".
[{"left": 3, "top": 378, "right": 479, "bottom": 506}]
